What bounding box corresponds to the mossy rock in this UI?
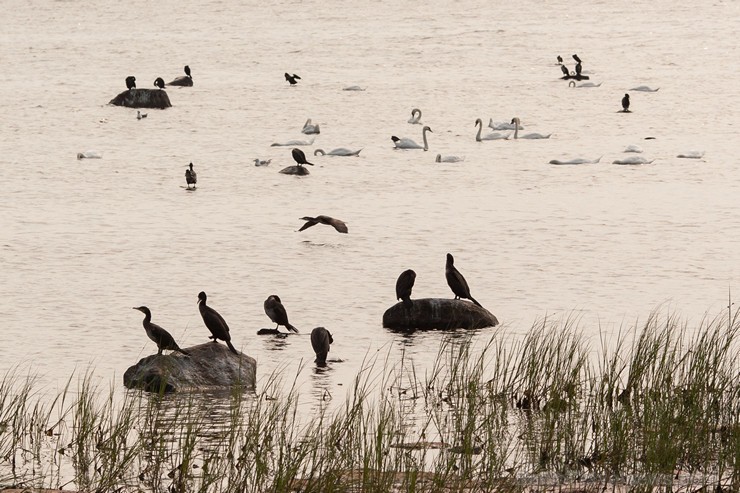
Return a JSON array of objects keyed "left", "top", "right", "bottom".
[{"left": 109, "top": 88, "right": 172, "bottom": 109}]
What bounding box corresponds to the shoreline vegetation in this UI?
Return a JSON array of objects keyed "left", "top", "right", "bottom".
[{"left": 0, "top": 310, "right": 738, "bottom": 492}]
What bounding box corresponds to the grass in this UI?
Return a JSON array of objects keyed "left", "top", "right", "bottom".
[{"left": 0, "top": 308, "right": 738, "bottom": 492}]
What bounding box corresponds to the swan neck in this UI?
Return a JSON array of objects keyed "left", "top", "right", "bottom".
[
  {"left": 422, "top": 128, "right": 428, "bottom": 150},
  {"left": 476, "top": 120, "right": 482, "bottom": 141}
]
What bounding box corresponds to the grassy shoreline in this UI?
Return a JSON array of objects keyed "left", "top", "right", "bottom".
[{"left": 1, "top": 310, "right": 738, "bottom": 492}]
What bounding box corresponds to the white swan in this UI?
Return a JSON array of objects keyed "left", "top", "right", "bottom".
[
  {"left": 407, "top": 108, "right": 422, "bottom": 124},
  {"left": 271, "top": 137, "right": 315, "bottom": 147},
  {"left": 510, "top": 118, "right": 551, "bottom": 139},
  {"left": 475, "top": 118, "right": 509, "bottom": 141},
  {"left": 254, "top": 158, "right": 272, "bottom": 166},
  {"left": 613, "top": 156, "right": 654, "bottom": 165},
  {"left": 302, "top": 119, "right": 320, "bottom": 135},
  {"left": 435, "top": 154, "right": 465, "bottom": 163},
  {"left": 549, "top": 156, "right": 601, "bottom": 165},
  {"left": 677, "top": 151, "right": 704, "bottom": 159},
  {"left": 314, "top": 148, "right": 362, "bottom": 157},
  {"left": 392, "top": 126, "right": 432, "bottom": 150},
  {"left": 77, "top": 151, "right": 102, "bottom": 159},
  {"left": 623, "top": 144, "right": 643, "bottom": 153},
  {"left": 488, "top": 118, "right": 522, "bottom": 131},
  {"left": 630, "top": 86, "right": 659, "bottom": 92},
  {"left": 342, "top": 86, "right": 365, "bottom": 91},
  {"left": 576, "top": 82, "right": 602, "bottom": 88}
]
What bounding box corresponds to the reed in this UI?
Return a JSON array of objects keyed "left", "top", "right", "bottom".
[{"left": 0, "top": 308, "right": 737, "bottom": 492}]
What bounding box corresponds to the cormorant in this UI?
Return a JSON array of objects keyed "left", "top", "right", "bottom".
[
  {"left": 572, "top": 54, "right": 582, "bottom": 64},
  {"left": 197, "top": 291, "right": 238, "bottom": 354},
  {"left": 445, "top": 253, "right": 482, "bottom": 307},
  {"left": 264, "top": 295, "right": 299, "bottom": 333},
  {"left": 395, "top": 269, "right": 416, "bottom": 309},
  {"left": 310, "top": 327, "right": 333, "bottom": 364},
  {"left": 575, "top": 62, "right": 582, "bottom": 76},
  {"left": 622, "top": 93, "right": 630, "bottom": 112},
  {"left": 154, "top": 77, "right": 165, "bottom": 89},
  {"left": 557, "top": 55, "right": 563, "bottom": 64},
  {"left": 298, "top": 215, "right": 348, "bottom": 233},
  {"left": 291, "top": 148, "right": 315, "bottom": 167},
  {"left": 285, "top": 73, "right": 301, "bottom": 85},
  {"left": 560, "top": 64, "right": 570, "bottom": 77},
  {"left": 133, "top": 306, "right": 190, "bottom": 356},
  {"left": 185, "top": 162, "right": 197, "bottom": 189},
  {"left": 184, "top": 65, "right": 191, "bottom": 78},
  {"left": 137, "top": 110, "right": 147, "bottom": 120},
  {"left": 126, "top": 76, "right": 136, "bottom": 90}
]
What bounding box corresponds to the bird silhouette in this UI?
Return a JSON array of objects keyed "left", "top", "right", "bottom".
[
  {"left": 184, "top": 65, "right": 191, "bottom": 78},
  {"left": 197, "top": 291, "right": 238, "bottom": 354},
  {"left": 133, "top": 306, "right": 190, "bottom": 356},
  {"left": 126, "top": 76, "right": 136, "bottom": 90},
  {"left": 572, "top": 53, "right": 582, "bottom": 64},
  {"left": 291, "top": 148, "right": 315, "bottom": 167},
  {"left": 285, "top": 73, "right": 301, "bottom": 85},
  {"left": 298, "top": 215, "right": 348, "bottom": 233},
  {"left": 185, "top": 162, "right": 197, "bottom": 189},
  {"left": 264, "top": 295, "right": 299, "bottom": 333},
  {"left": 154, "top": 77, "right": 165, "bottom": 89},
  {"left": 311, "top": 327, "right": 333, "bottom": 364},
  {"left": 622, "top": 94, "right": 631, "bottom": 112},
  {"left": 137, "top": 110, "right": 147, "bottom": 120},
  {"left": 445, "top": 253, "right": 482, "bottom": 307},
  {"left": 395, "top": 269, "right": 416, "bottom": 309}
]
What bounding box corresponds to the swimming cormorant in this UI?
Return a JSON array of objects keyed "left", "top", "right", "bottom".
[
  {"left": 184, "top": 65, "right": 191, "bottom": 78},
  {"left": 291, "top": 148, "right": 315, "bottom": 167},
  {"left": 310, "top": 327, "right": 333, "bottom": 364},
  {"left": 126, "top": 76, "right": 136, "bottom": 90},
  {"left": 154, "top": 77, "right": 165, "bottom": 89},
  {"left": 133, "top": 306, "right": 190, "bottom": 356},
  {"left": 285, "top": 73, "right": 301, "bottom": 85},
  {"left": 395, "top": 269, "right": 416, "bottom": 309},
  {"left": 445, "top": 253, "right": 482, "bottom": 307},
  {"left": 137, "top": 110, "right": 147, "bottom": 120},
  {"left": 298, "top": 215, "right": 348, "bottom": 233},
  {"left": 185, "top": 162, "right": 197, "bottom": 189},
  {"left": 197, "top": 291, "right": 238, "bottom": 354},
  {"left": 264, "top": 295, "right": 299, "bottom": 333},
  {"left": 622, "top": 93, "right": 630, "bottom": 112},
  {"left": 557, "top": 55, "right": 563, "bottom": 64},
  {"left": 572, "top": 54, "right": 582, "bottom": 64}
]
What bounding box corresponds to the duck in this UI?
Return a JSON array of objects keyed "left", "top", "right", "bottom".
[
  {"left": 509, "top": 118, "right": 551, "bottom": 139},
  {"left": 475, "top": 119, "right": 509, "bottom": 141},
  {"left": 391, "top": 126, "right": 432, "bottom": 150}
]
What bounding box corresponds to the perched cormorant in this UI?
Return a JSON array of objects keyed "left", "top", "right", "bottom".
[
  {"left": 291, "top": 148, "right": 315, "bottom": 167},
  {"left": 137, "top": 110, "right": 147, "bottom": 120},
  {"left": 133, "top": 306, "right": 190, "bottom": 356},
  {"left": 557, "top": 55, "right": 563, "bottom": 64},
  {"left": 197, "top": 291, "right": 238, "bottom": 354},
  {"left": 445, "top": 253, "right": 482, "bottom": 307},
  {"left": 126, "top": 76, "right": 136, "bottom": 90},
  {"left": 154, "top": 77, "right": 165, "bottom": 89},
  {"left": 285, "top": 73, "right": 301, "bottom": 85},
  {"left": 264, "top": 295, "right": 299, "bottom": 333},
  {"left": 575, "top": 62, "right": 582, "bottom": 76},
  {"left": 310, "top": 327, "right": 333, "bottom": 364},
  {"left": 622, "top": 93, "right": 631, "bottom": 112},
  {"left": 298, "top": 215, "right": 348, "bottom": 233},
  {"left": 560, "top": 64, "right": 570, "bottom": 77},
  {"left": 185, "top": 162, "right": 197, "bottom": 189},
  {"left": 184, "top": 65, "right": 191, "bottom": 78},
  {"left": 395, "top": 269, "right": 416, "bottom": 309},
  {"left": 572, "top": 53, "right": 582, "bottom": 64}
]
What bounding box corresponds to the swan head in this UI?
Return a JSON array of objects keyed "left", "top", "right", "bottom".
[
  {"left": 391, "top": 136, "right": 400, "bottom": 143},
  {"left": 511, "top": 117, "right": 520, "bottom": 125},
  {"left": 422, "top": 126, "right": 432, "bottom": 134},
  {"left": 411, "top": 108, "right": 421, "bottom": 117},
  {"left": 475, "top": 118, "right": 483, "bottom": 126},
  {"left": 435, "top": 154, "right": 441, "bottom": 162},
  {"left": 314, "top": 149, "right": 326, "bottom": 156}
]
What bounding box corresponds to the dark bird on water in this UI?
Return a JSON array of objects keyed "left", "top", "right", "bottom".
[
  {"left": 154, "top": 77, "right": 165, "bottom": 89},
  {"left": 310, "top": 327, "right": 333, "bottom": 364},
  {"left": 622, "top": 93, "right": 631, "bottom": 112},
  {"left": 137, "top": 110, "right": 147, "bottom": 120},
  {"left": 445, "top": 253, "right": 482, "bottom": 307},
  {"left": 557, "top": 55, "right": 563, "bottom": 64},
  {"left": 291, "top": 148, "right": 315, "bottom": 167},
  {"left": 285, "top": 73, "right": 301, "bottom": 85},
  {"left": 572, "top": 53, "right": 582, "bottom": 64},
  {"left": 126, "top": 76, "right": 136, "bottom": 90},
  {"left": 298, "top": 215, "right": 348, "bottom": 233},
  {"left": 184, "top": 65, "right": 191, "bottom": 78},
  {"left": 185, "top": 162, "right": 197, "bottom": 189},
  {"left": 395, "top": 269, "right": 416, "bottom": 309},
  {"left": 133, "top": 306, "right": 190, "bottom": 356},
  {"left": 197, "top": 291, "right": 238, "bottom": 354},
  {"left": 264, "top": 295, "right": 299, "bottom": 333}
]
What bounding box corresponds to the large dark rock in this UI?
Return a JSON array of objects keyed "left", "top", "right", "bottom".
[
  {"left": 109, "top": 88, "right": 172, "bottom": 109},
  {"left": 382, "top": 298, "right": 499, "bottom": 331},
  {"left": 167, "top": 75, "right": 193, "bottom": 87},
  {"left": 123, "top": 342, "right": 256, "bottom": 393}
]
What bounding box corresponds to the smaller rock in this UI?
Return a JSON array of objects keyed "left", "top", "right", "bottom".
[
  {"left": 279, "top": 165, "right": 310, "bottom": 176},
  {"left": 382, "top": 298, "right": 499, "bottom": 331},
  {"left": 167, "top": 76, "right": 193, "bottom": 87}
]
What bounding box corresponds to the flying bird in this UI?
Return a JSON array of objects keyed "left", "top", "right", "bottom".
[
  {"left": 285, "top": 73, "right": 301, "bottom": 85},
  {"left": 291, "top": 148, "right": 315, "bottom": 167},
  {"left": 445, "top": 253, "right": 482, "bottom": 307},
  {"left": 298, "top": 215, "right": 348, "bottom": 233},
  {"left": 185, "top": 162, "right": 197, "bottom": 189},
  {"left": 133, "top": 306, "right": 190, "bottom": 356},
  {"left": 264, "top": 295, "right": 299, "bottom": 333},
  {"left": 395, "top": 269, "right": 416, "bottom": 309},
  {"left": 197, "top": 291, "right": 238, "bottom": 354}
]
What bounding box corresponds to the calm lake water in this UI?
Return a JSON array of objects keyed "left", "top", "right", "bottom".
[{"left": 2, "top": 0, "right": 739, "bottom": 405}]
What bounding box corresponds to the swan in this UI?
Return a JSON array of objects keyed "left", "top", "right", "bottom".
[
  {"left": 549, "top": 156, "right": 601, "bottom": 165},
  {"left": 677, "top": 151, "right": 704, "bottom": 159},
  {"left": 407, "top": 108, "right": 422, "bottom": 124},
  {"left": 77, "top": 151, "right": 102, "bottom": 159},
  {"left": 488, "top": 118, "right": 522, "bottom": 131},
  {"left": 435, "top": 154, "right": 465, "bottom": 163},
  {"left": 509, "top": 118, "right": 551, "bottom": 139},
  {"left": 314, "top": 148, "right": 362, "bottom": 157},
  {"left": 475, "top": 119, "right": 509, "bottom": 141},
  {"left": 342, "top": 86, "right": 365, "bottom": 91},
  {"left": 613, "top": 156, "right": 654, "bottom": 165},
  {"left": 302, "top": 118, "right": 320, "bottom": 135},
  {"left": 630, "top": 86, "right": 659, "bottom": 92},
  {"left": 271, "top": 137, "right": 315, "bottom": 147},
  {"left": 623, "top": 144, "right": 643, "bottom": 153},
  {"left": 576, "top": 82, "right": 602, "bottom": 88},
  {"left": 391, "top": 126, "right": 432, "bottom": 150},
  {"left": 254, "top": 158, "right": 272, "bottom": 166}
]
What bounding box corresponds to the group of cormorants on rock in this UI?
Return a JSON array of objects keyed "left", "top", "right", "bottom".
[
  {"left": 558, "top": 54, "right": 634, "bottom": 113},
  {"left": 395, "top": 253, "right": 484, "bottom": 309}
]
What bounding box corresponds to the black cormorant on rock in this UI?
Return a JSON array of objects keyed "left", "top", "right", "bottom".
[
  {"left": 285, "top": 73, "right": 301, "bottom": 85},
  {"left": 154, "top": 77, "right": 165, "bottom": 89},
  {"left": 445, "top": 253, "right": 482, "bottom": 307},
  {"left": 133, "top": 306, "right": 190, "bottom": 356},
  {"left": 184, "top": 65, "right": 191, "bottom": 78},
  {"left": 264, "top": 295, "right": 299, "bottom": 333},
  {"left": 395, "top": 269, "right": 416, "bottom": 309},
  {"left": 167, "top": 66, "right": 193, "bottom": 86},
  {"left": 291, "top": 148, "right": 315, "bottom": 167},
  {"left": 197, "top": 291, "right": 238, "bottom": 354},
  {"left": 185, "top": 162, "right": 197, "bottom": 189},
  {"left": 126, "top": 76, "right": 136, "bottom": 90},
  {"left": 310, "top": 327, "right": 333, "bottom": 364},
  {"left": 622, "top": 94, "right": 631, "bottom": 112},
  {"left": 575, "top": 62, "right": 582, "bottom": 76},
  {"left": 560, "top": 64, "right": 570, "bottom": 77},
  {"left": 298, "top": 215, "right": 348, "bottom": 233}
]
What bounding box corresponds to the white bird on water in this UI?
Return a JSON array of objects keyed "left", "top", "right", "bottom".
[
  {"left": 436, "top": 154, "right": 465, "bottom": 163},
  {"left": 488, "top": 118, "right": 522, "bottom": 131},
  {"left": 271, "top": 137, "right": 315, "bottom": 147},
  {"left": 254, "top": 158, "right": 272, "bottom": 166},
  {"left": 475, "top": 119, "right": 509, "bottom": 141},
  {"left": 407, "top": 108, "right": 422, "bottom": 124},
  {"left": 301, "top": 118, "right": 320, "bottom": 135},
  {"left": 391, "top": 126, "right": 432, "bottom": 150},
  {"left": 613, "top": 156, "right": 654, "bottom": 165},
  {"left": 314, "top": 148, "right": 362, "bottom": 157},
  {"left": 630, "top": 85, "right": 659, "bottom": 92},
  {"left": 509, "top": 118, "right": 551, "bottom": 139},
  {"left": 677, "top": 151, "right": 704, "bottom": 159},
  {"left": 549, "top": 156, "right": 601, "bottom": 165}
]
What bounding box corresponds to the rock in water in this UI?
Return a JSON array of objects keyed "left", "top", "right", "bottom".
[
  {"left": 279, "top": 165, "right": 310, "bottom": 176},
  {"left": 167, "top": 76, "right": 193, "bottom": 87},
  {"left": 109, "top": 88, "right": 172, "bottom": 109},
  {"left": 382, "top": 298, "right": 499, "bottom": 331},
  {"left": 123, "top": 342, "right": 256, "bottom": 393}
]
